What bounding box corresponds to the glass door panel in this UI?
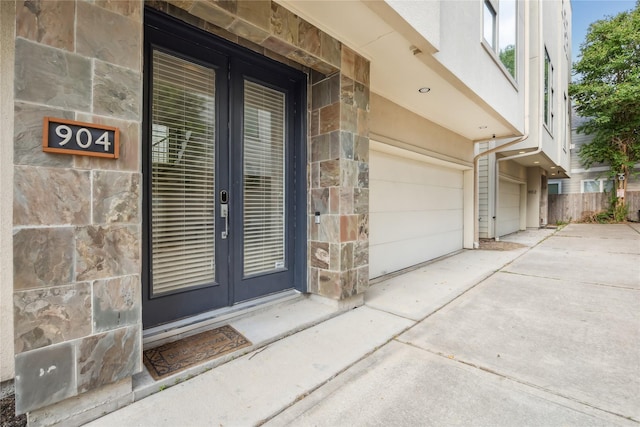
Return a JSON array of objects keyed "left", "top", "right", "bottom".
[
  {"left": 150, "top": 50, "right": 216, "bottom": 295},
  {"left": 242, "top": 80, "right": 286, "bottom": 277}
]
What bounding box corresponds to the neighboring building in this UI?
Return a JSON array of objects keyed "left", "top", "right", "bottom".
[
  {"left": 479, "top": 0, "right": 572, "bottom": 239},
  {"left": 0, "top": 0, "right": 570, "bottom": 423},
  {"left": 549, "top": 108, "right": 640, "bottom": 195}
]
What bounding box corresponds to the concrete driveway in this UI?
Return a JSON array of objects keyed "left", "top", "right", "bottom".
[
  {"left": 270, "top": 224, "right": 640, "bottom": 426},
  {"left": 89, "top": 224, "right": 639, "bottom": 427}
]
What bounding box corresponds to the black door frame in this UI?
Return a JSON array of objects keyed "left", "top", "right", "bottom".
[{"left": 142, "top": 9, "right": 307, "bottom": 328}]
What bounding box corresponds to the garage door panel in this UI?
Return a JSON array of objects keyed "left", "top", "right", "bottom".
[
  {"left": 370, "top": 149, "right": 464, "bottom": 279},
  {"left": 497, "top": 179, "right": 521, "bottom": 237},
  {"left": 370, "top": 210, "right": 463, "bottom": 245},
  {"left": 498, "top": 218, "right": 520, "bottom": 235},
  {"left": 369, "top": 230, "right": 463, "bottom": 278},
  {"left": 371, "top": 154, "right": 463, "bottom": 188},
  {"left": 370, "top": 181, "right": 463, "bottom": 212}
]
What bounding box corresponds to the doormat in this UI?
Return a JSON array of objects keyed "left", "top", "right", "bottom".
[
  {"left": 143, "top": 325, "right": 252, "bottom": 380},
  {"left": 479, "top": 239, "right": 526, "bottom": 251}
]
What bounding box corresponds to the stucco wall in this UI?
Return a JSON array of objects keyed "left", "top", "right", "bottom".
[
  {"left": 499, "top": 158, "right": 528, "bottom": 182},
  {"left": 369, "top": 92, "right": 472, "bottom": 166},
  {"left": 387, "top": 0, "right": 526, "bottom": 132},
  {"left": 526, "top": 167, "right": 544, "bottom": 228},
  {"left": 1, "top": 0, "right": 16, "bottom": 384},
  {"left": 435, "top": 0, "right": 525, "bottom": 132}
]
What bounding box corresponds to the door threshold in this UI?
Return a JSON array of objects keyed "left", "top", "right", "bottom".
[
  {"left": 132, "top": 291, "right": 344, "bottom": 402},
  {"left": 143, "top": 289, "right": 301, "bottom": 349}
]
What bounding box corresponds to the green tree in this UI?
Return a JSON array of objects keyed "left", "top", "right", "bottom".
[
  {"left": 499, "top": 44, "right": 516, "bottom": 78},
  {"left": 569, "top": 2, "right": 640, "bottom": 213}
]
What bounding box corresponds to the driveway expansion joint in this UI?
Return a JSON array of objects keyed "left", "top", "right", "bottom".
[
  {"left": 498, "top": 270, "right": 640, "bottom": 291},
  {"left": 405, "top": 344, "right": 638, "bottom": 424}
]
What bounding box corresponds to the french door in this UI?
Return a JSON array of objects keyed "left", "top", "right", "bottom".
[{"left": 142, "top": 11, "right": 306, "bottom": 328}]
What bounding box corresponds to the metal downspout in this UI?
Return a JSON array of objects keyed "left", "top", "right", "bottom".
[{"left": 472, "top": 0, "right": 533, "bottom": 248}]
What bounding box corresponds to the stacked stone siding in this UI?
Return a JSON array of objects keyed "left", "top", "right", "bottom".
[
  {"left": 12, "top": 0, "right": 143, "bottom": 415},
  {"left": 308, "top": 48, "right": 371, "bottom": 299},
  {"left": 11, "top": 0, "right": 370, "bottom": 419}
]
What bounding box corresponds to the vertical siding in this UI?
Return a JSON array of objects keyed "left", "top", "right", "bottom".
[{"left": 478, "top": 142, "right": 490, "bottom": 238}]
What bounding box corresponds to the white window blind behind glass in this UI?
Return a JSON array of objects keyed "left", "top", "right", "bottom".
[
  {"left": 243, "top": 80, "right": 286, "bottom": 276},
  {"left": 151, "top": 50, "right": 216, "bottom": 294}
]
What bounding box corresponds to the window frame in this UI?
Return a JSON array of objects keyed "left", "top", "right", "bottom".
[
  {"left": 548, "top": 180, "right": 562, "bottom": 195},
  {"left": 563, "top": 93, "right": 569, "bottom": 152},
  {"left": 482, "top": 0, "right": 519, "bottom": 84},
  {"left": 580, "top": 179, "right": 614, "bottom": 194},
  {"left": 544, "top": 47, "right": 554, "bottom": 134},
  {"left": 483, "top": 1, "right": 497, "bottom": 50}
]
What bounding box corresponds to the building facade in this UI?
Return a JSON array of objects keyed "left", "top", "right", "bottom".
[
  {"left": 1, "top": 0, "right": 569, "bottom": 424},
  {"left": 479, "top": 0, "right": 572, "bottom": 239}
]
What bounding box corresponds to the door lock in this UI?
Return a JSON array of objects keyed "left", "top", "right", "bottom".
[{"left": 220, "top": 190, "right": 229, "bottom": 239}]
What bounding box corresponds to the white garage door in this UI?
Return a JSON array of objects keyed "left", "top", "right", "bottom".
[
  {"left": 497, "top": 179, "right": 521, "bottom": 237},
  {"left": 369, "top": 149, "right": 464, "bottom": 279}
]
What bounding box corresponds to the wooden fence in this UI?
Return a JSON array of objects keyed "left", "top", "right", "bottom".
[{"left": 548, "top": 191, "right": 640, "bottom": 223}]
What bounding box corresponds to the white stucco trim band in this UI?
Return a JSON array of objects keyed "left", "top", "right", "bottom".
[
  {"left": 571, "top": 164, "right": 640, "bottom": 174},
  {"left": 0, "top": 0, "right": 16, "bottom": 383},
  {"left": 369, "top": 136, "right": 472, "bottom": 170}
]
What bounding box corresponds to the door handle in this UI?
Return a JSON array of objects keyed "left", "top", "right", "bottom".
[{"left": 221, "top": 204, "right": 229, "bottom": 239}]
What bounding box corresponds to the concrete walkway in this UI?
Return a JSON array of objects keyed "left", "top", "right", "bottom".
[{"left": 88, "top": 224, "right": 640, "bottom": 427}]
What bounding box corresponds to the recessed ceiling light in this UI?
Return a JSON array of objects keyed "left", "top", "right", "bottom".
[
  {"left": 534, "top": 161, "right": 540, "bottom": 164},
  {"left": 519, "top": 151, "right": 526, "bottom": 154},
  {"left": 551, "top": 166, "right": 556, "bottom": 169},
  {"left": 478, "top": 125, "right": 487, "bottom": 129},
  {"left": 418, "top": 87, "right": 431, "bottom": 93},
  {"left": 551, "top": 173, "right": 556, "bottom": 176}
]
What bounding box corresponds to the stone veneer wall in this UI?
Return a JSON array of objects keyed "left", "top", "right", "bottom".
[
  {"left": 11, "top": 0, "right": 370, "bottom": 419},
  {"left": 307, "top": 53, "right": 370, "bottom": 299},
  {"left": 150, "top": 0, "right": 371, "bottom": 299},
  {"left": 12, "top": 0, "right": 143, "bottom": 415}
]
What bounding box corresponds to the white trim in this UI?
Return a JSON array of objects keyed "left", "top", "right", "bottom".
[
  {"left": 572, "top": 165, "right": 611, "bottom": 174},
  {"left": 0, "top": 0, "right": 16, "bottom": 382},
  {"left": 571, "top": 164, "right": 640, "bottom": 174}
]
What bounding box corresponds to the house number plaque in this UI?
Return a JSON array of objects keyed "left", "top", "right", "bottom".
[{"left": 43, "top": 117, "right": 119, "bottom": 159}]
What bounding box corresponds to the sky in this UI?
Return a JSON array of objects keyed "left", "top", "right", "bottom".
[{"left": 571, "top": 0, "right": 637, "bottom": 64}]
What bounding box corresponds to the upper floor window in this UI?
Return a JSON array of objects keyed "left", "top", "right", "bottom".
[
  {"left": 581, "top": 179, "right": 613, "bottom": 194},
  {"left": 483, "top": 1, "right": 497, "bottom": 49},
  {"left": 544, "top": 47, "right": 554, "bottom": 131},
  {"left": 483, "top": 0, "right": 517, "bottom": 79}
]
